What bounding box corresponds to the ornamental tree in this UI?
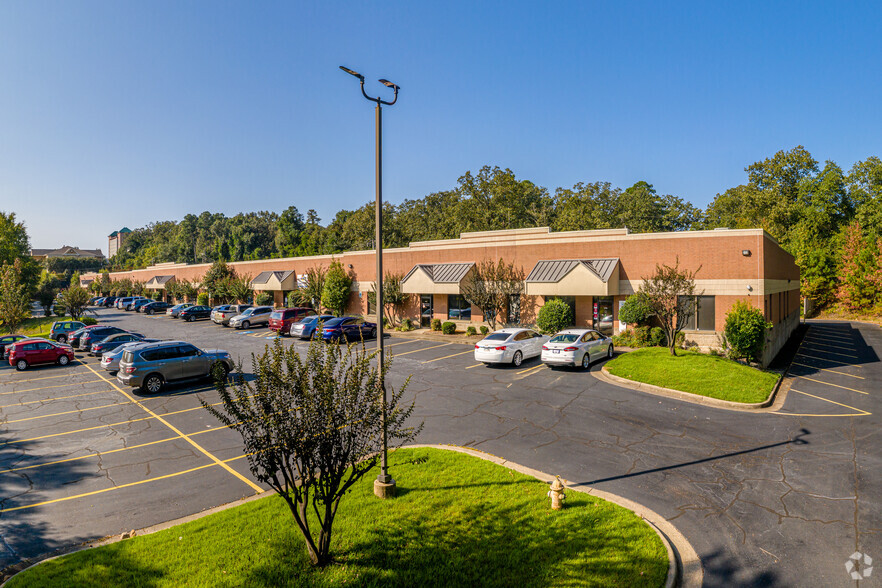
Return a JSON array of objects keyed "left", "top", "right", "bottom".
[
  {"left": 203, "top": 337, "right": 421, "bottom": 566},
  {"left": 459, "top": 259, "right": 526, "bottom": 329},
  {"left": 639, "top": 258, "right": 702, "bottom": 356},
  {"left": 321, "top": 260, "right": 352, "bottom": 316}
]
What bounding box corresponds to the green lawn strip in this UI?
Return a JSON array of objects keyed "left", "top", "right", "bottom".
[
  {"left": 606, "top": 347, "right": 779, "bottom": 403},
  {"left": 8, "top": 448, "right": 668, "bottom": 588},
  {"left": 1, "top": 315, "right": 68, "bottom": 338}
]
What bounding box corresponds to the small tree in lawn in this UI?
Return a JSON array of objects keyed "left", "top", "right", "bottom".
[
  {"left": 639, "top": 258, "right": 702, "bottom": 356},
  {"left": 59, "top": 283, "right": 91, "bottom": 320},
  {"left": 459, "top": 259, "right": 526, "bottom": 329},
  {"left": 203, "top": 337, "right": 421, "bottom": 566},
  {"left": 36, "top": 277, "right": 57, "bottom": 317},
  {"left": 0, "top": 261, "right": 31, "bottom": 334},
  {"left": 322, "top": 260, "right": 352, "bottom": 317}
]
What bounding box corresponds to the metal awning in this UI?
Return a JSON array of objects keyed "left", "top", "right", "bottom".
[
  {"left": 250, "top": 270, "right": 296, "bottom": 291},
  {"left": 401, "top": 263, "right": 475, "bottom": 294},
  {"left": 525, "top": 259, "right": 619, "bottom": 296},
  {"left": 145, "top": 275, "right": 176, "bottom": 290}
]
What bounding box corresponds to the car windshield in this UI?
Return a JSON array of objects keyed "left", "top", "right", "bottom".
[
  {"left": 483, "top": 333, "right": 511, "bottom": 341},
  {"left": 270, "top": 311, "right": 283, "bottom": 319},
  {"left": 241, "top": 308, "right": 254, "bottom": 316},
  {"left": 549, "top": 334, "right": 580, "bottom": 343},
  {"left": 298, "top": 316, "right": 318, "bottom": 325}
]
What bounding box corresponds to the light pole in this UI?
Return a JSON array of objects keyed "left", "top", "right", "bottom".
[{"left": 340, "top": 65, "right": 399, "bottom": 498}]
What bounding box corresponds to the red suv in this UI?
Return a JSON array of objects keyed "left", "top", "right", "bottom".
[
  {"left": 8, "top": 339, "right": 75, "bottom": 371},
  {"left": 268, "top": 307, "right": 317, "bottom": 336}
]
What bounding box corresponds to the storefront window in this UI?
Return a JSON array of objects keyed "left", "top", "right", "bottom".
[
  {"left": 593, "top": 296, "right": 614, "bottom": 336},
  {"left": 681, "top": 296, "right": 716, "bottom": 331},
  {"left": 447, "top": 295, "right": 471, "bottom": 320}
]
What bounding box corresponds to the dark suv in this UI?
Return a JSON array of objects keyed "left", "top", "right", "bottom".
[
  {"left": 50, "top": 320, "right": 86, "bottom": 343},
  {"left": 117, "top": 341, "right": 234, "bottom": 394},
  {"left": 78, "top": 326, "right": 132, "bottom": 351}
]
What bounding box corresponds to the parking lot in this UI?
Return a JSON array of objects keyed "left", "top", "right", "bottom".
[{"left": 1, "top": 311, "right": 880, "bottom": 586}]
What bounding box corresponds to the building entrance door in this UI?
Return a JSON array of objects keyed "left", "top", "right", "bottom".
[
  {"left": 593, "top": 296, "right": 614, "bottom": 336},
  {"left": 420, "top": 295, "right": 433, "bottom": 328}
]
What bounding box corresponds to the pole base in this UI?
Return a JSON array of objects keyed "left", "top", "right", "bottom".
[{"left": 374, "top": 477, "right": 397, "bottom": 499}]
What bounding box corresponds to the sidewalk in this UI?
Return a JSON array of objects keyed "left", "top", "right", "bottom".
[{"left": 383, "top": 327, "right": 483, "bottom": 345}]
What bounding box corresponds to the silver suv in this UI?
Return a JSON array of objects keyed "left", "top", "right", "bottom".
[
  {"left": 228, "top": 306, "right": 273, "bottom": 329},
  {"left": 117, "top": 340, "right": 234, "bottom": 394}
]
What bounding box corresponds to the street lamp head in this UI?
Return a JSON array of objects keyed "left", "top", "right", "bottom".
[
  {"left": 378, "top": 79, "right": 399, "bottom": 90},
  {"left": 339, "top": 65, "right": 364, "bottom": 82}
]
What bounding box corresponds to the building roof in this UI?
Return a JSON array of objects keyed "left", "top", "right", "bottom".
[
  {"left": 404, "top": 263, "right": 474, "bottom": 284},
  {"left": 252, "top": 270, "right": 294, "bottom": 285},
  {"left": 146, "top": 275, "right": 176, "bottom": 286},
  {"left": 108, "top": 231, "right": 118, "bottom": 238},
  {"left": 120, "top": 227, "right": 131, "bottom": 233},
  {"left": 526, "top": 259, "right": 619, "bottom": 284},
  {"left": 31, "top": 246, "right": 105, "bottom": 259}
]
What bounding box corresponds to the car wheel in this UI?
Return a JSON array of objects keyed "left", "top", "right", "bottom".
[
  {"left": 607, "top": 345, "right": 613, "bottom": 359},
  {"left": 58, "top": 355, "right": 70, "bottom": 366},
  {"left": 209, "top": 362, "right": 230, "bottom": 382},
  {"left": 186, "top": 315, "right": 194, "bottom": 322},
  {"left": 370, "top": 328, "right": 377, "bottom": 339},
  {"left": 581, "top": 353, "right": 591, "bottom": 370},
  {"left": 241, "top": 320, "right": 250, "bottom": 329},
  {"left": 512, "top": 351, "right": 523, "bottom": 367},
  {"left": 57, "top": 335, "right": 67, "bottom": 343},
  {"left": 15, "top": 359, "right": 27, "bottom": 371},
  {"left": 147, "top": 309, "right": 154, "bottom": 315},
  {"left": 141, "top": 374, "right": 163, "bottom": 394}
]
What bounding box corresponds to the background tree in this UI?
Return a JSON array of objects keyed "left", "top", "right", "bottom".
[
  {"left": 116, "top": 277, "right": 133, "bottom": 296},
  {"left": 36, "top": 277, "right": 57, "bottom": 317},
  {"left": 0, "top": 260, "right": 31, "bottom": 333},
  {"left": 225, "top": 274, "right": 254, "bottom": 303},
  {"left": 0, "top": 211, "right": 40, "bottom": 293},
  {"left": 459, "top": 259, "right": 525, "bottom": 329},
  {"left": 639, "top": 258, "right": 702, "bottom": 356},
  {"left": 321, "top": 261, "right": 351, "bottom": 316},
  {"left": 98, "top": 271, "right": 112, "bottom": 295},
  {"left": 837, "top": 221, "right": 877, "bottom": 310},
  {"left": 201, "top": 260, "right": 237, "bottom": 300},
  {"left": 203, "top": 337, "right": 420, "bottom": 566}
]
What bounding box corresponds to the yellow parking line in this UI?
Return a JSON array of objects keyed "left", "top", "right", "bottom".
[
  {"left": 795, "top": 353, "right": 862, "bottom": 368},
  {"left": 0, "top": 389, "right": 113, "bottom": 408},
  {"left": 6, "top": 401, "right": 134, "bottom": 424},
  {"left": 422, "top": 349, "right": 475, "bottom": 363},
  {"left": 385, "top": 340, "right": 423, "bottom": 348},
  {"left": 0, "top": 379, "right": 105, "bottom": 396},
  {"left": 0, "top": 370, "right": 94, "bottom": 384},
  {"left": 465, "top": 363, "right": 484, "bottom": 369},
  {"left": 797, "top": 376, "right": 867, "bottom": 395},
  {"left": 393, "top": 342, "right": 452, "bottom": 356},
  {"left": 791, "top": 362, "right": 864, "bottom": 379},
  {"left": 0, "top": 454, "right": 250, "bottom": 514},
  {"left": 774, "top": 389, "right": 871, "bottom": 417},
  {"left": 516, "top": 363, "right": 545, "bottom": 375},
  {"left": 80, "top": 362, "right": 262, "bottom": 493}
]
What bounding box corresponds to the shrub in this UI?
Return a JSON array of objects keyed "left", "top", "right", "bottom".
[
  {"left": 286, "top": 291, "right": 298, "bottom": 308},
  {"left": 153, "top": 290, "right": 163, "bottom": 301},
  {"left": 400, "top": 317, "right": 413, "bottom": 331},
  {"left": 536, "top": 299, "right": 573, "bottom": 334},
  {"left": 81, "top": 316, "right": 98, "bottom": 326},
  {"left": 441, "top": 321, "right": 456, "bottom": 334},
  {"left": 618, "top": 292, "right": 654, "bottom": 326},
  {"left": 632, "top": 326, "right": 650, "bottom": 347},
  {"left": 466, "top": 326, "right": 477, "bottom": 336},
  {"left": 431, "top": 318, "right": 442, "bottom": 331},
  {"left": 480, "top": 325, "right": 489, "bottom": 335},
  {"left": 649, "top": 327, "right": 667, "bottom": 347},
  {"left": 724, "top": 300, "right": 771, "bottom": 361},
  {"left": 255, "top": 292, "right": 274, "bottom": 306},
  {"left": 197, "top": 292, "right": 209, "bottom": 306},
  {"left": 611, "top": 333, "right": 630, "bottom": 347}
]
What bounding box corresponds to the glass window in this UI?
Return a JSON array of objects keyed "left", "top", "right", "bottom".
[
  {"left": 179, "top": 345, "right": 199, "bottom": 357},
  {"left": 483, "top": 333, "right": 510, "bottom": 341},
  {"left": 513, "top": 331, "right": 529, "bottom": 341},
  {"left": 681, "top": 296, "right": 716, "bottom": 331},
  {"left": 551, "top": 334, "right": 579, "bottom": 343},
  {"left": 593, "top": 297, "right": 614, "bottom": 336},
  {"left": 447, "top": 295, "right": 471, "bottom": 320}
]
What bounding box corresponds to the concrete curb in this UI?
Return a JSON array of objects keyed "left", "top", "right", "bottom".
[
  {"left": 2, "top": 445, "right": 701, "bottom": 588},
  {"left": 407, "top": 444, "right": 702, "bottom": 588},
  {"left": 596, "top": 365, "right": 788, "bottom": 413},
  {"left": 385, "top": 329, "right": 482, "bottom": 346}
]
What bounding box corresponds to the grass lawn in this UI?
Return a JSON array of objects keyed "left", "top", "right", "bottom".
[
  {"left": 7, "top": 448, "right": 668, "bottom": 588},
  {"left": 0, "top": 315, "right": 69, "bottom": 339},
  {"left": 606, "top": 347, "right": 779, "bottom": 403}
]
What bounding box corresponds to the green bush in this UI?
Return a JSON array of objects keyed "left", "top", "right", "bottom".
[
  {"left": 431, "top": 318, "right": 442, "bottom": 331},
  {"left": 619, "top": 293, "right": 654, "bottom": 326},
  {"left": 649, "top": 327, "right": 666, "bottom": 347},
  {"left": 197, "top": 292, "right": 209, "bottom": 306},
  {"left": 153, "top": 290, "right": 163, "bottom": 301},
  {"left": 632, "top": 326, "right": 650, "bottom": 347},
  {"left": 54, "top": 304, "right": 66, "bottom": 317},
  {"left": 441, "top": 321, "right": 456, "bottom": 334},
  {"left": 400, "top": 317, "right": 413, "bottom": 331},
  {"left": 611, "top": 332, "right": 631, "bottom": 347},
  {"left": 81, "top": 316, "right": 98, "bottom": 326},
  {"left": 536, "top": 299, "right": 573, "bottom": 334},
  {"left": 255, "top": 292, "right": 274, "bottom": 306},
  {"left": 466, "top": 326, "right": 477, "bottom": 336},
  {"left": 724, "top": 300, "right": 771, "bottom": 361},
  {"left": 480, "top": 325, "right": 489, "bottom": 335}
]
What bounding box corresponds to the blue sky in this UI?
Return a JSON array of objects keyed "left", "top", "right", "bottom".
[{"left": 1, "top": 1, "right": 880, "bottom": 253}]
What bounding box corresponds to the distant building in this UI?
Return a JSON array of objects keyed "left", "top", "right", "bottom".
[
  {"left": 108, "top": 227, "right": 132, "bottom": 257},
  {"left": 30, "top": 246, "right": 104, "bottom": 262}
]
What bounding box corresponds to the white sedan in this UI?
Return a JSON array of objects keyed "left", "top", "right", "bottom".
[
  {"left": 540, "top": 328, "right": 613, "bottom": 369},
  {"left": 474, "top": 328, "right": 549, "bottom": 367}
]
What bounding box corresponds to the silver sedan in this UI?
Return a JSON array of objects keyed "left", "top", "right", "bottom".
[{"left": 540, "top": 329, "right": 613, "bottom": 369}]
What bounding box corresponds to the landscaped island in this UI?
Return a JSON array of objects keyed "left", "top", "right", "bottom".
[{"left": 7, "top": 448, "right": 668, "bottom": 587}]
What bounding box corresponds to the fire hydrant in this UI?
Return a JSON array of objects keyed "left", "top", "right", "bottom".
[{"left": 548, "top": 476, "right": 566, "bottom": 510}]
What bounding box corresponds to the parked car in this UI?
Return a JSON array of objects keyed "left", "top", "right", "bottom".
[
  {"left": 90, "top": 332, "right": 152, "bottom": 356},
  {"left": 289, "top": 314, "right": 336, "bottom": 339},
  {"left": 166, "top": 303, "right": 195, "bottom": 318},
  {"left": 125, "top": 297, "right": 150, "bottom": 311},
  {"left": 117, "top": 341, "right": 234, "bottom": 394},
  {"left": 0, "top": 334, "right": 28, "bottom": 359},
  {"left": 50, "top": 320, "right": 86, "bottom": 343},
  {"left": 540, "top": 329, "right": 613, "bottom": 369},
  {"left": 132, "top": 298, "right": 155, "bottom": 312},
  {"left": 69, "top": 325, "right": 104, "bottom": 348},
  {"left": 141, "top": 301, "right": 171, "bottom": 315},
  {"left": 320, "top": 316, "right": 378, "bottom": 342},
  {"left": 180, "top": 305, "right": 212, "bottom": 322},
  {"left": 78, "top": 326, "right": 133, "bottom": 351},
  {"left": 228, "top": 306, "right": 273, "bottom": 329},
  {"left": 8, "top": 338, "right": 75, "bottom": 371},
  {"left": 474, "top": 327, "right": 549, "bottom": 367},
  {"left": 89, "top": 297, "right": 101, "bottom": 305},
  {"left": 102, "top": 296, "right": 118, "bottom": 307},
  {"left": 116, "top": 297, "right": 135, "bottom": 310},
  {"left": 100, "top": 339, "right": 160, "bottom": 375},
  {"left": 269, "top": 307, "right": 317, "bottom": 335},
  {"left": 212, "top": 304, "right": 252, "bottom": 326}
]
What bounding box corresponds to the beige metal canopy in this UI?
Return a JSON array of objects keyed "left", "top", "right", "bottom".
[
  {"left": 401, "top": 263, "right": 475, "bottom": 294},
  {"left": 145, "top": 275, "right": 176, "bottom": 290},
  {"left": 525, "top": 259, "right": 619, "bottom": 296},
  {"left": 251, "top": 270, "right": 296, "bottom": 291}
]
